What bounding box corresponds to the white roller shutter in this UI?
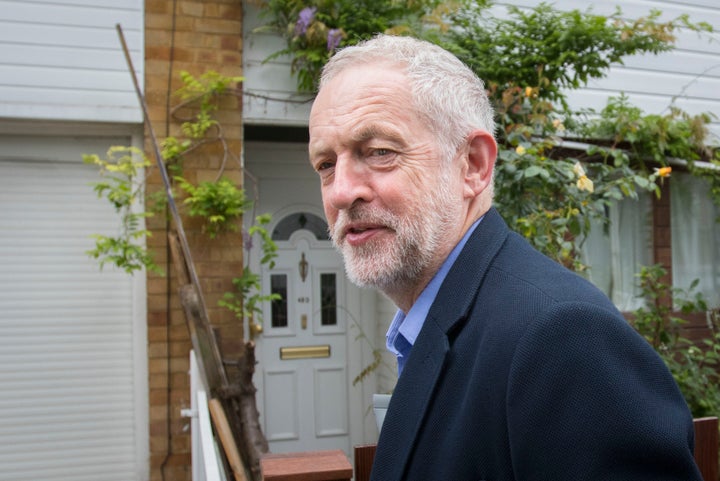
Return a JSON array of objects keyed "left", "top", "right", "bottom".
[{"left": 0, "top": 135, "right": 147, "bottom": 481}]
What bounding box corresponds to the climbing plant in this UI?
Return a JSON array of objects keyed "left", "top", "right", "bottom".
[
  {"left": 630, "top": 264, "right": 720, "bottom": 418},
  {"left": 442, "top": 2, "right": 716, "bottom": 268},
  {"left": 255, "top": 0, "right": 459, "bottom": 91},
  {"left": 84, "top": 146, "right": 160, "bottom": 274},
  {"left": 85, "top": 70, "right": 279, "bottom": 326}
]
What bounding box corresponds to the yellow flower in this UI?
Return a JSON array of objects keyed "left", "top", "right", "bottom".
[
  {"left": 577, "top": 175, "right": 594, "bottom": 193},
  {"left": 655, "top": 166, "right": 672, "bottom": 178},
  {"left": 573, "top": 162, "right": 586, "bottom": 178},
  {"left": 552, "top": 118, "right": 565, "bottom": 131},
  {"left": 525, "top": 86, "right": 533, "bottom": 97},
  {"left": 516, "top": 145, "right": 526, "bottom": 155}
]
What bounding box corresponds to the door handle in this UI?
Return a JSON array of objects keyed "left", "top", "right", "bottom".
[
  {"left": 301, "top": 314, "right": 307, "bottom": 330},
  {"left": 249, "top": 319, "right": 263, "bottom": 340}
]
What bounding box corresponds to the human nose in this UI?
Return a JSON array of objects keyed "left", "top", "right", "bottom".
[{"left": 324, "top": 156, "right": 373, "bottom": 210}]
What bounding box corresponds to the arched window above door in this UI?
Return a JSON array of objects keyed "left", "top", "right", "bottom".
[{"left": 272, "top": 212, "right": 330, "bottom": 241}]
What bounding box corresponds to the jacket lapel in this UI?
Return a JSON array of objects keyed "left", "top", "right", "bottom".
[
  {"left": 371, "top": 319, "right": 449, "bottom": 481},
  {"left": 370, "top": 208, "right": 510, "bottom": 481}
]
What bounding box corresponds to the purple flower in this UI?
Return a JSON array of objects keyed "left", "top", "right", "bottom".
[
  {"left": 294, "top": 6, "right": 317, "bottom": 36},
  {"left": 327, "top": 28, "right": 343, "bottom": 51}
]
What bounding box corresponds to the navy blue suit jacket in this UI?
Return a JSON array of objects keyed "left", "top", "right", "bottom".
[{"left": 370, "top": 208, "right": 701, "bottom": 481}]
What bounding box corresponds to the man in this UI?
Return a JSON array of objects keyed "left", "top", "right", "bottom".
[{"left": 308, "top": 34, "right": 701, "bottom": 481}]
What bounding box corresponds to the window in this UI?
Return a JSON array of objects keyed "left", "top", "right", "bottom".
[
  {"left": 270, "top": 274, "right": 288, "bottom": 328},
  {"left": 671, "top": 173, "right": 720, "bottom": 307},
  {"left": 272, "top": 212, "right": 329, "bottom": 241},
  {"left": 581, "top": 194, "right": 653, "bottom": 311},
  {"left": 320, "top": 273, "right": 337, "bottom": 326}
]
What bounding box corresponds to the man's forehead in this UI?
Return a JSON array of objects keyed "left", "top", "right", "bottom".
[
  {"left": 315, "top": 63, "right": 409, "bottom": 103},
  {"left": 310, "top": 111, "right": 409, "bottom": 149},
  {"left": 310, "top": 74, "right": 412, "bottom": 127}
]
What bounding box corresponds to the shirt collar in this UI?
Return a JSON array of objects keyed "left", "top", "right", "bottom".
[{"left": 386, "top": 217, "right": 482, "bottom": 357}]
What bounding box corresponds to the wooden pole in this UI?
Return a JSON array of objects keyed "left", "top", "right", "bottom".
[{"left": 209, "top": 398, "right": 248, "bottom": 481}]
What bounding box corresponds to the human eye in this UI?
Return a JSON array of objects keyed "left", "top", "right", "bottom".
[
  {"left": 366, "top": 147, "right": 396, "bottom": 164},
  {"left": 313, "top": 159, "right": 335, "bottom": 176}
]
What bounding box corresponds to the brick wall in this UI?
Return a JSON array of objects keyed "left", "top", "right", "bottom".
[
  {"left": 653, "top": 180, "right": 714, "bottom": 342},
  {"left": 652, "top": 181, "right": 672, "bottom": 286},
  {"left": 145, "top": 1, "right": 244, "bottom": 480}
]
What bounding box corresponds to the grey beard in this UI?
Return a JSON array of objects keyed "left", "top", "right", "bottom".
[{"left": 337, "top": 237, "right": 425, "bottom": 292}]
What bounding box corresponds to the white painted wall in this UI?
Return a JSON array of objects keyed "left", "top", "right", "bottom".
[
  {"left": 242, "top": 0, "right": 720, "bottom": 142},
  {"left": 242, "top": 3, "right": 314, "bottom": 126},
  {"left": 0, "top": 0, "right": 143, "bottom": 123}
]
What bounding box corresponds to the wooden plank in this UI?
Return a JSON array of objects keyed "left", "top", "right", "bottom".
[
  {"left": 209, "top": 398, "right": 249, "bottom": 481},
  {"left": 169, "top": 232, "right": 227, "bottom": 392},
  {"left": 261, "top": 450, "right": 352, "bottom": 481},
  {"left": 694, "top": 417, "right": 719, "bottom": 481},
  {"left": 353, "top": 444, "right": 377, "bottom": 481}
]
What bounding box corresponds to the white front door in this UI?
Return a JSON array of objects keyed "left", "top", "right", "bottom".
[{"left": 257, "top": 219, "right": 350, "bottom": 454}]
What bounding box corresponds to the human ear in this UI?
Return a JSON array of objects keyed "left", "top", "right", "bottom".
[{"left": 462, "top": 130, "right": 497, "bottom": 198}]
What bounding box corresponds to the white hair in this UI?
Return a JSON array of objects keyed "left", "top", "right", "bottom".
[{"left": 319, "top": 34, "right": 496, "bottom": 163}]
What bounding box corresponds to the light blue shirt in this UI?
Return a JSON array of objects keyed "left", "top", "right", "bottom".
[{"left": 386, "top": 218, "right": 482, "bottom": 374}]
